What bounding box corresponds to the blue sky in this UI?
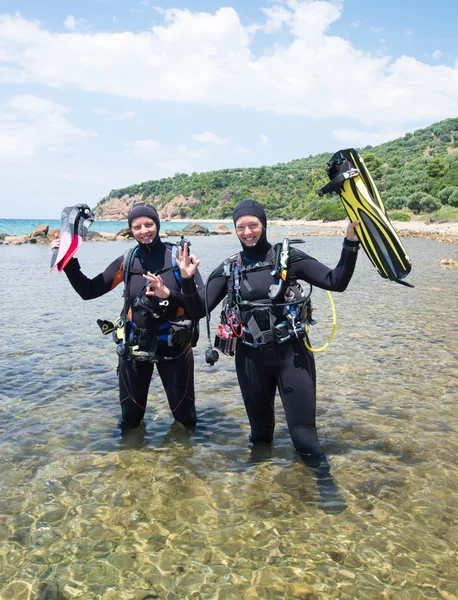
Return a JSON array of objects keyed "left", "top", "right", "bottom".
[{"left": 1, "top": 0, "right": 457, "bottom": 218}]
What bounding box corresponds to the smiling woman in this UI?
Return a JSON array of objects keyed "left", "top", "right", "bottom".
[
  {"left": 168, "top": 199, "right": 360, "bottom": 468},
  {"left": 234, "top": 216, "right": 263, "bottom": 246},
  {"left": 50, "top": 201, "right": 204, "bottom": 431}
]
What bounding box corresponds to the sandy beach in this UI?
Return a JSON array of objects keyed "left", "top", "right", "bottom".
[
  {"left": 180, "top": 218, "right": 458, "bottom": 244},
  {"left": 267, "top": 218, "right": 458, "bottom": 244},
  {"left": 3, "top": 217, "right": 458, "bottom": 245}
]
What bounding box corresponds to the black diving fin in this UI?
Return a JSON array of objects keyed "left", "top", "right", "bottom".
[
  {"left": 50, "top": 204, "right": 95, "bottom": 272},
  {"left": 318, "top": 149, "right": 413, "bottom": 287},
  {"left": 50, "top": 205, "right": 79, "bottom": 271}
]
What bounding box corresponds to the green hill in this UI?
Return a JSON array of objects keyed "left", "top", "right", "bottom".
[{"left": 95, "top": 117, "right": 458, "bottom": 221}]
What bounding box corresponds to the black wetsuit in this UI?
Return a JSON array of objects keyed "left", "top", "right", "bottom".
[
  {"left": 181, "top": 237, "right": 359, "bottom": 458},
  {"left": 64, "top": 239, "right": 203, "bottom": 428}
]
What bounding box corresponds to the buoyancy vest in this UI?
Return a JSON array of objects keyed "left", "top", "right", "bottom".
[
  {"left": 220, "top": 240, "right": 313, "bottom": 347},
  {"left": 113, "top": 243, "right": 199, "bottom": 361}
]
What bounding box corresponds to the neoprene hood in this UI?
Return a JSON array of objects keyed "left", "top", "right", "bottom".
[{"left": 128, "top": 202, "right": 160, "bottom": 233}]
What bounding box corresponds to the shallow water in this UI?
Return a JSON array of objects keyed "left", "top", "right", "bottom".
[{"left": 0, "top": 233, "right": 457, "bottom": 599}]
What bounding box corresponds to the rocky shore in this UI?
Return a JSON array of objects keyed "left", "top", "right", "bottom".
[
  {"left": 276, "top": 218, "right": 458, "bottom": 246},
  {"left": 2, "top": 219, "right": 458, "bottom": 246},
  {"left": 0, "top": 222, "right": 232, "bottom": 246}
]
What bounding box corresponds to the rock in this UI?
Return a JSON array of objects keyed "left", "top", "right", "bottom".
[
  {"left": 115, "top": 227, "right": 133, "bottom": 239},
  {"left": 182, "top": 223, "right": 209, "bottom": 235},
  {"left": 86, "top": 231, "right": 106, "bottom": 241},
  {"left": 4, "top": 235, "right": 25, "bottom": 245},
  {"left": 31, "top": 224, "right": 49, "bottom": 237},
  {"left": 211, "top": 224, "right": 232, "bottom": 235},
  {"left": 221, "top": 190, "right": 233, "bottom": 204},
  {"left": 163, "top": 229, "right": 183, "bottom": 237},
  {"left": 48, "top": 228, "right": 60, "bottom": 241},
  {"left": 288, "top": 582, "right": 318, "bottom": 599},
  {"left": 27, "top": 224, "right": 50, "bottom": 243},
  {"left": 98, "top": 232, "right": 116, "bottom": 241}
]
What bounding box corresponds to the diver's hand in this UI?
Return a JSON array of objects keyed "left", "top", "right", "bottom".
[
  {"left": 176, "top": 243, "right": 200, "bottom": 279},
  {"left": 346, "top": 221, "right": 360, "bottom": 242},
  {"left": 143, "top": 273, "right": 170, "bottom": 299},
  {"left": 51, "top": 236, "right": 60, "bottom": 250}
]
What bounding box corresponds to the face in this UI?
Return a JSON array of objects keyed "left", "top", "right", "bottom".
[
  {"left": 235, "top": 215, "right": 263, "bottom": 246},
  {"left": 131, "top": 216, "right": 157, "bottom": 244}
]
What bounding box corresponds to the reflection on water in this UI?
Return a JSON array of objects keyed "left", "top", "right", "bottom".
[{"left": 0, "top": 232, "right": 457, "bottom": 599}]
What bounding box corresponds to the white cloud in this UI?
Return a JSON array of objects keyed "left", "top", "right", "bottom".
[
  {"left": 405, "top": 29, "right": 413, "bottom": 36},
  {"left": 111, "top": 111, "right": 136, "bottom": 121},
  {"left": 432, "top": 50, "right": 441, "bottom": 60},
  {"left": 64, "top": 15, "right": 87, "bottom": 33},
  {"left": 0, "top": 95, "right": 92, "bottom": 160},
  {"left": 128, "top": 140, "right": 206, "bottom": 166},
  {"left": 175, "top": 144, "right": 207, "bottom": 160},
  {"left": 332, "top": 127, "right": 405, "bottom": 147},
  {"left": 260, "top": 4, "right": 292, "bottom": 34},
  {"left": 370, "top": 26, "right": 384, "bottom": 34},
  {"left": 129, "top": 139, "right": 161, "bottom": 158},
  {"left": 0, "top": 4, "right": 457, "bottom": 142},
  {"left": 259, "top": 133, "right": 270, "bottom": 146},
  {"left": 92, "top": 108, "right": 135, "bottom": 120},
  {"left": 234, "top": 146, "right": 252, "bottom": 153},
  {"left": 192, "top": 131, "right": 229, "bottom": 145},
  {"left": 156, "top": 158, "right": 194, "bottom": 173}
]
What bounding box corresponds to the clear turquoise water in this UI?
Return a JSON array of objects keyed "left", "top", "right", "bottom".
[
  {"left": 0, "top": 231, "right": 457, "bottom": 599},
  {"left": 0, "top": 218, "right": 231, "bottom": 236}
]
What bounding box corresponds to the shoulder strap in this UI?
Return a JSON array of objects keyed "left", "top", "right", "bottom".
[
  {"left": 223, "top": 253, "right": 239, "bottom": 277},
  {"left": 123, "top": 246, "right": 139, "bottom": 284},
  {"left": 170, "top": 244, "right": 182, "bottom": 287},
  {"left": 119, "top": 246, "right": 139, "bottom": 344}
]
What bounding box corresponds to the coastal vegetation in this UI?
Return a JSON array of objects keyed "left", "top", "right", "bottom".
[{"left": 95, "top": 117, "right": 458, "bottom": 222}]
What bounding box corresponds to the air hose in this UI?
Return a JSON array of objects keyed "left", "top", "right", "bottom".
[{"left": 304, "top": 290, "right": 337, "bottom": 353}]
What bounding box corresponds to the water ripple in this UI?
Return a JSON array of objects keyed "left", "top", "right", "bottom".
[{"left": 0, "top": 235, "right": 457, "bottom": 598}]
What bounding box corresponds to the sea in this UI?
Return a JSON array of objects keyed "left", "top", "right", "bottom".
[
  {"left": 0, "top": 217, "right": 198, "bottom": 237},
  {"left": 0, "top": 225, "right": 457, "bottom": 598}
]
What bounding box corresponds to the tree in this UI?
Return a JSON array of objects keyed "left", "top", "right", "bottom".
[
  {"left": 362, "top": 153, "right": 384, "bottom": 179},
  {"left": 448, "top": 189, "right": 458, "bottom": 208},
  {"left": 437, "top": 186, "right": 457, "bottom": 204},
  {"left": 384, "top": 193, "right": 406, "bottom": 210},
  {"left": 419, "top": 195, "right": 441, "bottom": 213},
  {"left": 390, "top": 155, "right": 402, "bottom": 169},
  {"left": 407, "top": 192, "right": 427, "bottom": 214},
  {"left": 426, "top": 156, "right": 446, "bottom": 177}
]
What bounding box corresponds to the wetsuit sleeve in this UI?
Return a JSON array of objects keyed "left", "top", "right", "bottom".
[
  {"left": 289, "top": 239, "right": 359, "bottom": 292},
  {"left": 63, "top": 256, "right": 124, "bottom": 300},
  {"left": 180, "top": 263, "right": 227, "bottom": 319},
  {"left": 167, "top": 267, "right": 204, "bottom": 307}
]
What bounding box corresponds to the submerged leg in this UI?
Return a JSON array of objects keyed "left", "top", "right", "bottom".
[
  {"left": 156, "top": 344, "right": 197, "bottom": 429},
  {"left": 277, "top": 339, "right": 323, "bottom": 459},
  {"left": 118, "top": 357, "right": 154, "bottom": 429},
  {"left": 235, "top": 344, "right": 277, "bottom": 443}
]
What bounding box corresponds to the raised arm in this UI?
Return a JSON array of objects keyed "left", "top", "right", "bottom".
[
  {"left": 290, "top": 222, "right": 360, "bottom": 292},
  {"left": 64, "top": 256, "right": 124, "bottom": 300}
]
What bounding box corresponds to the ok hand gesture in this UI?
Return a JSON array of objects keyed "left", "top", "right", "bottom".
[{"left": 175, "top": 243, "right": 200, "bottom": 279}]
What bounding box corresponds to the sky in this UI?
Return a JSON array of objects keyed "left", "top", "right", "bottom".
[{"left": 1, "top": 0, "right": 457, "bottom": 218}]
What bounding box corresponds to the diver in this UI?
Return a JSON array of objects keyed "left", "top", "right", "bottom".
[
  {"left": 50, "top": 202, "right": 203, "bottom": 431},
  {"left": 144, "top": 200, "right": 360, "bottom": 466}
]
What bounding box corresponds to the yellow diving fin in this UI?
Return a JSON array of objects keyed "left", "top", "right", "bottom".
[{"left": 318, "top": 148, "right": 413, "bottom": 287}]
